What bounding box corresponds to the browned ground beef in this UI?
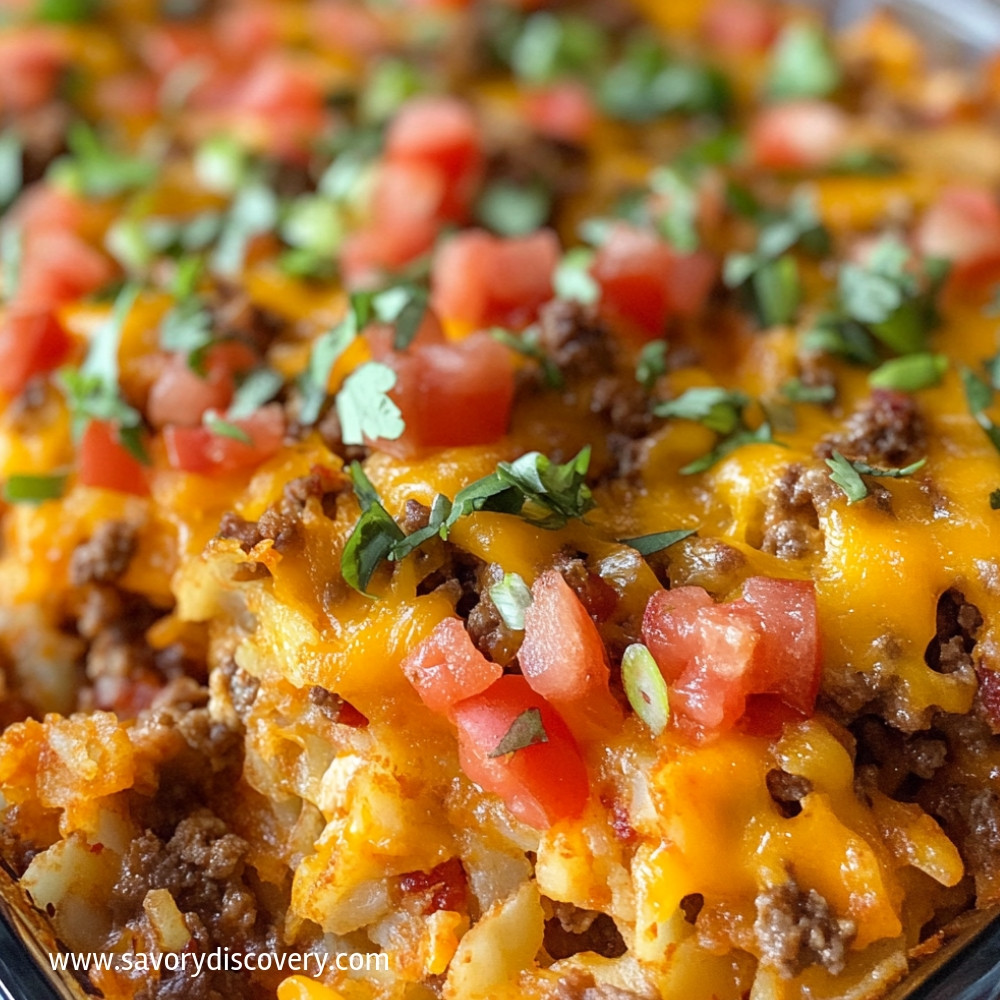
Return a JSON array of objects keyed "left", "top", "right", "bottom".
[
  {"left": 766, "top": 769, "right": 813, "bottom": 819},
  {"left": 69, "top": 521, "right": 138, "bottom": 586},
  {"left": 544, "top": 903, "right": 627, "bottom": 961},
  {"left": 753, "top": 879, "right": 856, "bottom": 978},
  {"left": 760, "top": 463, "right": 836, "bottom": 560},
  {"left": 815, "top": 389, "right": 926, "bottom": 468}
]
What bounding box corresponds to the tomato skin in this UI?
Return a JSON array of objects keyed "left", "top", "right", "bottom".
[
  {"left": 16, "top": 232, "right": 115, "bottom": 311},
  {"left": 915, "top": 187, "right": 1000, "bottom": 286},
  {"left": 401, "top": 618, "right": 503, "bottom": 716},
  {"left": 591, "top": 225, "right": 715, "bottom": 341},
  {"left": 523, "top": 83, "right": 595, "bottom": 144},
  {"left": 163, "top": 404, "right": 285, "bottom": 475},
  {"left": 519, "top": 570, "right": 622, "bottom": 741},
  {"left": 77, "top": 420, "right": 150, "bottom": 497},
  {"left": 0, "top": 307, "right": 71, "bottom": 397},
  {"left": 701, "top": 0, "right": 779, "bottom": 53},
  {"left": 385, "top": 96, "right": 483, "bottom": 221},
  {"left": 431, "top": 229, "right": 559, "bottom": 330},
  {"left": 453, "top": 675, "right": 589, "bottom": 829},
  {"left": 370, "top": 329, "right": 515, "bottom": 456},
  {"left": 641, "top": 578, "right": 821, "bottom": 734},
  {"left": 146, "top": 355, "right": 235, "bottom": 430},
  {"left": 739, "top": 576, "right": 821, "bottom": 715},
  {"left": 749, "top": 101, "right": 848, "bottom": 170},
  {"left": 519, "top": 571, "right": 610, "bottom": 702},
  {"left": 0, "top": 29, "right": 68, "bottom": 113}
]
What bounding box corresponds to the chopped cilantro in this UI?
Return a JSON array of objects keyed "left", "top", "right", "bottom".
[
  {"left": 227, "top": 367, "right": 284, "bottom": 420},
  {"left": 281, "top": 195, "right": 344, "bottom": 258},
  {"left": 510, "top": 12, "right": 606, "bottom": 84},
  {"left": 298, "top": 317, "right": 359, "bottom": 426},
  {"left": 801, "top": 316, "right": 881, "bottom": 367},
  {"left": 203, "top": 412, "right": 251, "bottom": 444},
  {"left": 3, "top": 471, "right": 70, "bottom": 504},
  {"left": 655, "top": 387, "right": 749, "bottom": 435},
  {"left": 655, "top": 387, "right": 775, "bottom": 474},
  {"left": 194, "top": 135, "right": 250, "bottom": 195},
  {"left": 36, "top": 0, "right": 99, "bottom": 22},
  {"left": 766, "top": 22, "right": 839, "bottom": 102},
  {"left": 621, "top": 643, "right": 669, "bottom": 736},
  {"left": 340, "top": 446, "right": 596, "bottom": 595},
  {"left": 488, "top": 707, "right": 549, "bottom": 757},
  {"left": 476, "top": 180, "right": 552, "bottom": 237},
  {"left": 682, "top": 423, "right": 774, "bottom": 475},
  {"left": 960, "top": 365, "right": 1000, "bottom": 454},
  {"left": 0, "top": 129, "right": 22, "bottom": 209},
  {"left": 780, "top": 378, "right": 836, "bottom": 404},
  {"left": 600, "top": 35, "right": 730, "bottom": 122},
  {"left": 868, "top": 353, "right": 947, "bottom": 393},
  {"left": 489, "top": 572, "right": 533, "bottom": 631},
  {"left": 725, "top": 194, "right": 827, "bottom": 325},
  {"left": 335, "top": 362, "right": 405, "bottom": 446},
  {"left": 554, "top": 247, "right": 600, "bottom": 306},
  {"left": 649, "top": 168, "right": 699, "bottom": 253},
  {"left": 340, "top": 462, "right": 405, "bottom": 596},
  {"left": 752, "top": 255, "right": 801, "bottom": 327},
  {"left": 373, "top": 284, "right": 429, "bottom": 351},
  {"left": 828, "top": 149, "right": 900, "bottom": 176},
  {"left": 826, "top": 449, "right": 927, "bottom": 503},
  {"left": 360, "top": 58, "right": 423, "bottom": 123},
  {"left": 159, "top": 296, "right": 214, "bottom": 372},
  {"left": 636, "top": 340, "right": 668, "bottom": 391},
  {"left": 619, "top": 528, "right": 695, "bottom": 556},
  {"left": 211, "top": 181, "right": 279, "bottom": 278},
  {"left": 50, "top": 123, "right": 155, "bottom": 199},
  {"left": 825, "top": 450, "right": 868, "bottom": 504},
  {"left": 2, "top": 226, "right": 22, "bottom": 301},
  {"left": 60, "top": 285, "right": 148, "bottom": 462}
]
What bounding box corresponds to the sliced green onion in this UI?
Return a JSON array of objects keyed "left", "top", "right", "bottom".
[{"left": 622, "top": 642, "right": 670, "bottom": 735}]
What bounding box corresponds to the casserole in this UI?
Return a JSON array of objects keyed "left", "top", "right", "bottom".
[{"left": 1, "top": 0, "right": 1000, "bottom": 998}]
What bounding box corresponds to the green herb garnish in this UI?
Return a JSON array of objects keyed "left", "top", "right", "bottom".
[
  {"left": 554, "top": 247, "right": 600, "bottom": 306},
  {"left": 825, "top": 449, "right": 927, "bottom": 503},
  {"left": 489, "top": 572, "right": 533, "bottom": 631},
  {"left": 868, "top": 353, "right": 947, "bottom": 393},
  {"left": 203, "top": 412, "right": 252, "bottom": 444},
  {"left": 636, "top": 340, "right": 668, "bottom": 391},
  {"left": 340, "top": 462, "right": 406, "bottom": 595},
  {"left": 3, "top": 471, "right": 70, "bottom": 504},
  {"left": 766, "top": 22, "right": 839, "bottom": 102},
  {"left": 0, "top": 129, "right": 22, "bottom": 209},
  {"left": 619, "top": 528, "right": 695, "bottom": 556},
  {"left": 476, "top": 180, "right": 552, "bottom": 237}
]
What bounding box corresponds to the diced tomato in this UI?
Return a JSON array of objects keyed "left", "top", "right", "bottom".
[
  {"left": 0, "top": 28, "right": 69, "bottom": 113},
  {"left": 519, "top": 570, "right": 610, "bottom": 701},
  {"left": 749, "top": 100, "right": 848, "bottom": 171},
  {"left": 16, "top": 232, "right": 115, "bottom": 310},
  {"left": 8, "top": 185, "right": 89, "bottom": 242},
  {"left": 641, "top": 577, "right": 821, "bottom": 734},
  {"left": 77, "top": 420, "right": 150, "bottom": 497},
  {"left": 146, "top": 355, "right": 235, "bottom": 430},
  {"left": 401, "top": 618, "right": 503, "bottom": 715},
  {"left": 214, "top": 3, "right": 282, "bottom": 60},
  {"left": 385, "top": 96, "right": 483, "bottom": 222},
  {"left": 369, "top": 329, "right": 515, "bottom": 456},
  {"left": 0, "top": 307, "right": 71, "bottom": 397},
  {"left": 96, "top": 73, "right": 160, "bottom": 118},
  {"left": 523, "top": 83, "right": 595, "bottom": 144},
  {"left": 592, "top": 224, "right": 716, "bottom": 341},
  {"left": 914, "top": 187, "right": 1000, "bottom": 286},
  {"left": 431, "top": 229, "right": 559, "bottom": 330},
  {"left": 453, "top": 675, "right": 589, "bottom": 829},
  {"left": 519, "top": 570, "right": 622, "bottom": 740},
  {"left": 739, "top": 576, "right": 821, "bottom": 714},
  {"left": 309, "top": 1, "right": 387, "bottom": 56},
  {"left": 163, "top": 403, "right": 285, "bottom": 475},
  {"left": 701, "top": 0, "right": 779, "bottom": 53}
]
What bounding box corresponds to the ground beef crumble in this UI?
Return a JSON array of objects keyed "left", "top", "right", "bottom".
[
  {"left": 816, "top": 389, "right": 926, "bottom": 468},
  {"left": 69, "top": 521, "right": 138, "bottom": 586},
  {"left": 754, "top": 879, "right": 857, "bottom": 978}
]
